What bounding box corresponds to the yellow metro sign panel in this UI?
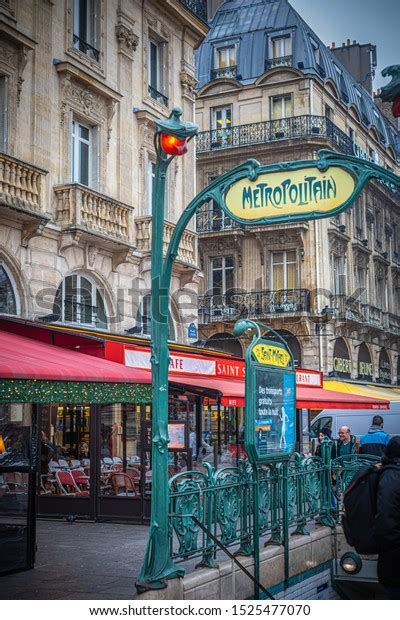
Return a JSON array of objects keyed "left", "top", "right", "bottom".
[
  {"left": 252, "top": 344, "right": 291, "bottom": 368},
  {"left": 224, "top": 166, "right": 355, "bottom": 222}
]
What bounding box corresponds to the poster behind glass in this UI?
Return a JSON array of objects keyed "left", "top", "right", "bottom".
[{"left": 254, "top": 368, "right": 295, "bottom": 458}]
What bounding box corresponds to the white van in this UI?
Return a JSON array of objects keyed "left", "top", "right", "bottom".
[{"left": 309, "top": 401, "right": 400, "bottom": 439}]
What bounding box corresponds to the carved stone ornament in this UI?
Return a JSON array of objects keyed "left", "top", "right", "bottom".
[
  {"left": 180, "top": 71, "right": 197, "bottom": 98},
  {"left": 329, "top": 237, "right": 348, "bottom": 257},
  {"left": 374, "top": 261, "right": 388, "bottom": 280},
  {"left": 354, "top": 250, "right": 369, "bottom": 269},
  {"left": 86, "top": 244, "right": 98, "bottom": 269},
  {"left": 115, "top": 24, "right": 139, "bottom": 59}
]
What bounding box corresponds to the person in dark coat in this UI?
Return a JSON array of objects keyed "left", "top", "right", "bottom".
[{"left": 373, "top": 436, "right": 400, "bottom": 599}]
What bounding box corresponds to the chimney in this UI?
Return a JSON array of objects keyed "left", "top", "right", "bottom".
[
  {"left": 331, "top": 42, "right": 336, "bottom": 49},
  {"left": 347, "top": 39, "right": 350, "bottom": 46},
  {"left": 353, "top": 40, "right": 357, "bottom": 45},
  {"left": 342, "top": 42, "right": 345, "bottom": 47}
]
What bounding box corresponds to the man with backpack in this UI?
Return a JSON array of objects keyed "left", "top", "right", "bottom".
[
  {"left": 359, "top": 415, "right": 390, "bottom": 457},
  {"left": 373, "top": 436, "right": 400, "bottom": 599}
]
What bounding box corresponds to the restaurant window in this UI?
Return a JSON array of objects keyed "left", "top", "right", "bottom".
[
  {"left": 148, "top": 38, "right": 168, "bottom": 105},
  {"left": 0, "top": 263, "right": 18, "bottom": 315},
  {"left": 99, "top": 404, "right": 143, "bottom": 497},
  {"left": 71, "top": 118, "right": 98, "bottom": 188},
  {"left": 0, "top": 403, "right": 32, "bottom": 469},
  {"left": 53, "top": 274, "right": 108, "bottom": 329},
  {"left": 73, "top": 0, "right": 99, "bottom": 62},
  {"left": 39, "top": 404, "right": 91, "bottom": 497},
  {"left": 0, "top": 75, "right": 8, "bottom": 153},
  {"left": 271, "top": 251, "right": 298, "bottom": 290}
]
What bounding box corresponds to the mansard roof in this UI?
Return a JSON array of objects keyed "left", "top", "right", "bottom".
[{"left": 196, "top": 0, "right": 399, "bottom": 158}]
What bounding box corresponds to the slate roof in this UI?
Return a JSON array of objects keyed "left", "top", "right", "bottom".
[{"left": 196, "top": 0, "right": 400, "bottom": 158}]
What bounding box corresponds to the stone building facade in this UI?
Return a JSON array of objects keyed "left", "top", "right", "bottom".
[
  {"left": 0, "top": 0, "right": 207, "bottom": 343},
  {"left": 195, "top": 0, "right": 400, "bottom": 385}
]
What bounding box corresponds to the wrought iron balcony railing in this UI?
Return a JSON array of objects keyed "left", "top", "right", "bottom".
[
  {"left": 210, "top": 65, "right": 237, "bottom": 80},
  {"left": 73, "top": 35, "right": 100, "bottom": 62},
  {"left": 148, "top": 85, "right": 168, "bottom": 107},
  {"left": 196, "top": 114, "right": 354, "bottom": 156},
  {"left": 196, "top": 208, "right": 241, "bottom": 233},
  {"left": 264, "top": 55, "right": 293, "bottom": 70},
  {"left": 198, "top": 289, "right": 311, "bottom": 324},
  {"left": 179, "top": 0, "right": 207, "bottom": 21}
]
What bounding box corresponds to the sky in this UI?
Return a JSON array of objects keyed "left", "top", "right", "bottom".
[{"left": 289, "top": 0, "right": 399, "bottom": 90}]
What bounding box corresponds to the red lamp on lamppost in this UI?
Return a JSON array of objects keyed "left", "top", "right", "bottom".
[{"left": 381, "top": 65, "right": 400, "bottom": 118}]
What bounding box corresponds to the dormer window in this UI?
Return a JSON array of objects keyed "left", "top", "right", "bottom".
[
  {"left": 373, "top": 110, "right": 386, "bottom": 144},
  {"left": 310, "top": 37, "right": 325, "bottom": 78},
  {"left": 211, "top": 45, "right": 237, "bottom": 79},
  {"left": 334, "top": 65, "right": 349, "bottom": 104},
  {"left": 356, "top": 90, "right": 369, "bottom": 126},
  {"left": 266, "top": 34, "right": 292, "bottom": 69}
]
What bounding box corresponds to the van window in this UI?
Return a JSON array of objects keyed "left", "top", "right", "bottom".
[{"left": 310, "top": 416, "right": 332, "bottom": 437}]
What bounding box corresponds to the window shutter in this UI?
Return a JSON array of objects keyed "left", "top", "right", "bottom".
[{"left": 0, "top": 76, "right": 9, "bottom": 152}]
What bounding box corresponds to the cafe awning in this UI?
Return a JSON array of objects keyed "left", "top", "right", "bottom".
[
  {"left": 0, "top": 330, "right": 152, "bottom": 403},
  {"left": 323, "top": 379, "right": 400, "bottom": 403},
  {"left": 296, "top": 385, "right": 389, "bottom": 409},
  {"left": 168, "top": 373, "right": 390, "bottom": 410}
]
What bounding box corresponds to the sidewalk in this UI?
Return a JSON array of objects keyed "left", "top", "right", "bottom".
[{"left": 0, "top": 520, "right": 149, "bottom": 600}]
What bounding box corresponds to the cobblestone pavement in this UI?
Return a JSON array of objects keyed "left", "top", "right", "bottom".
[{"left": 0, "top": 520, "right": 149, "bottom": 600}]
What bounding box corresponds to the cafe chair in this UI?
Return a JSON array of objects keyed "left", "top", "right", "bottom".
[
  {"left": 109, "top": 472, "right": 138, "bottom": 497},
  {"left": 56, "top": 470, "right": 88, "bottom": 496}
]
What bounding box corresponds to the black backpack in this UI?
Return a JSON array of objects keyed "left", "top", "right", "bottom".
[{"left": 342, "top": 465, "right": 381, "bottom": 554}]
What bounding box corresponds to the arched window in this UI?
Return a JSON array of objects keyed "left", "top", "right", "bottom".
[
  {"left": 137, "top": 294, "right": 176, "bottom": 341},
  {"left": 0, "top": 263, "right": 19, "bottom": 315},
  {"left": 53, "top": 274, "right": 107, "bottom": 329}
]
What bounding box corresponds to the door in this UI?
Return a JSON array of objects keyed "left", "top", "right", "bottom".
[{"left": 0, "top": 403, "right": 37, "bottom": 576}]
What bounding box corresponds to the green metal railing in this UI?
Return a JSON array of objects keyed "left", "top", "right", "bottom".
[{"left": 168, "top": 447, "right": 380, "bottom": 569}]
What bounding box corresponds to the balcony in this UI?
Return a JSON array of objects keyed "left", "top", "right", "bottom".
[
  {"left": 210, "top": 65, "right": 237, "bottom": 81},
  {"left": 179, "top": 0, "right": 207, "bottom": 21},
  {"left": 198, "top": 289, "right": 311, "bottom": 324},
  {"left": 330, "top": 295, "right": 364, "bottom": 322},
  {"left": 196, "top": 115, "right": 354, "bottom": 155},
  {"left": 196, "top": 208, "right": 242, "bottom": 234},
  {"left": 0, "top": 152, "right": 47, "bottom": 218},
  {"left": 73, "top": 35, "right": 100, "bottom": 62},
  {"left": 0, "top": 152, "right": 49, "bottom": 244},
  {"left": 264, "top": 55, "right": 293, "bottom": 70},
  {"left": 388, "top": 313, "right": 400, "bottom": 335},
  {"left": 135, "top": 216, "right": 196, "bottom": 267},
  {"left": 54, "top": 183, "right": 134, "bottom": 247},
  {"left": 148, "top": 85, "right": 168, "bottom": 107}
]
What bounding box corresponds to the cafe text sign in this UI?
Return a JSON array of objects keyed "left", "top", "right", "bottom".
[{"left": 225, "top": 167, "right": 355, "bottom": 224}]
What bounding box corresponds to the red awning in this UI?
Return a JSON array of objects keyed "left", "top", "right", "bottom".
[
  {"left": 169, "top": 375, "right": 245, "bottom": 407},
  {"left": 0, "top": 330, "right": 152, "bottom": 383},
  {"left": 296, "top": 386, "right": 389, "bottom": 410},
  {"left": 169, "top": 373, "right": 389, "bottom": 410}
]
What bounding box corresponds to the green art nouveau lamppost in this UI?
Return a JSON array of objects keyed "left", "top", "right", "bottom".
[{"left": 136, "top": 108, "right": 198, "bottom": 592}]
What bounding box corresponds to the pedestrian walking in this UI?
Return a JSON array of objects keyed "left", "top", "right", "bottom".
[
  {"left": 336, "top": 425, "right": 357, "bottom": 458},
  {"left": 373, "top": 436, "right": 400, "bottom": 599},
  {"left": 359, "top": 415, "right": 390, "bottom": 457},
  {"left": 315, "top": 427, "right": 336, "bottom": 459}
]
